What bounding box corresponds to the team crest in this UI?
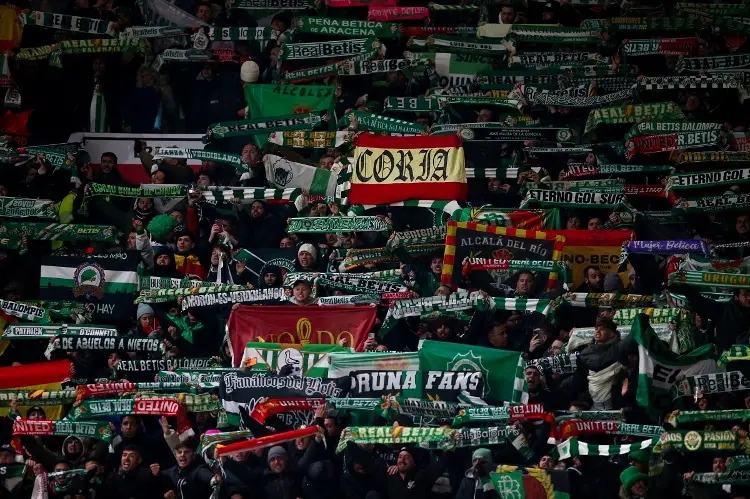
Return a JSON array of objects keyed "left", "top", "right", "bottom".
[{"left": 73, "top": 263, "right": 105, "bottom": 299}]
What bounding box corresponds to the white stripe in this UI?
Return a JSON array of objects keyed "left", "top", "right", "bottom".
[{"left": 40, "top": 265, "right": 137, "bottom": 284}]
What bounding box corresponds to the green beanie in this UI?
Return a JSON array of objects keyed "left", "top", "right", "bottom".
[
  {"left": 471, "top": 448, "right": 492, "bottom": 464},
  {"left": 620, "top": 466, "right": 648, "bottom": 491},
  {"left": 147, "top": 214, "right": 178, "bottom": 243}
]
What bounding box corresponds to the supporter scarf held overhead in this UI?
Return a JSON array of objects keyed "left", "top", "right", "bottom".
[{"left": 350, "top": 133, "right": 467, "bottom": 204}]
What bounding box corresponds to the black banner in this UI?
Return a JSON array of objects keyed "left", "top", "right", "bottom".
[
  {"left": 220, "top": 371, "right": 349, "bottom": 427},
  {"left": 449, "top": 226, "right": 557, "bottom": 289},
  {"left": 458, "top": 127, "right": 575, "bottom": 143},
  {"left": 58, "top": 335, "right": 162, "bottom": 353},
  {"left": 348, "top": 370, "right": 484, "bottom": 401}
]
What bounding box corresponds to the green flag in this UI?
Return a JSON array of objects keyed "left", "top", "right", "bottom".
[
  {"left": 631, "top": 314, "right": 719, "bottom": 413},
  {"left": 243, "top": 84, "right": 336, "bottom": 147},
  {"left": 418, "top": 340, "right": 527, "bottom": 405}
]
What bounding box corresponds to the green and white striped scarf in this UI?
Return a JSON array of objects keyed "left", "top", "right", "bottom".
[
  {"left": 480, "top": 297, "right": 554, "bottom": 317},
  {"left": 667, "top": 168, "right": 750, "bottom": 192},
  {"left": 668, "top": 409, "right": 750, "bottom": 427},
  {"left": 387, "top": 226, "right": 447, "bottom": 248},
  {"left": 691, "top": 471, "right": 750, "bottom": 486},
  {"left": 200, "top": 187, "right": 303, "bottom": 209},
  {"left": 284, "top": 272, "right": 405, "bottom": 295},
  {"left": 119, "top": 25, "right": 185, "bottom": 38},
  {"left": 555, "top": 437, "right": 653, "bottom": 459},
  {"left": 138, "top": 276, "right": 211, "bottom": 290},
  {"left": 383, "top": 96, "right": 440, "bottom": 113},
  {"left": 293, "top": 16, "right": 400, "bottom": 38},
  {"left": 510, "top": 25, "right": 600, "bottom": 44},
  {"left": 21, "top": 11, "right": 116, "bottom": 36},
  {"left": 268, "top": 130, "right": 351, "bottom": 149},
  {"left": 86, "top": 183, "right": 187, "bottom": 198},
  {"left": 380, "top": 292, "right": 480, "bottom": 336},
  {"left": 677, "top": 53, "right": 750, "bottom": 72},
  {"left": 562, "top": 293, "right": 653, "bottom": 308},
  {"left": 339, "top": 59, "right": 416, "bottom": 76},
  {"left": 583, "top": 102, "right": 684, "bottom": 136},
  {"left": 318, "top": 294, "right": 380, "bottom": 306},
  {"left": 209, "top": 26, "right": 279, "bottom": 41},
  {"left": 345, "top": 200, "right": 463, "bottom": 219}
]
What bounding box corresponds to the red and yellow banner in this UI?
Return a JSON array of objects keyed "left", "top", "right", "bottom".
[
  {"left": 441, "top": 221, "right": 566, "bottom": 290},
  {"left": 227, "top": 305, "right": 377, "bottom": 360},
  {"left": 351, "top": 133, "right": 467, "bottom": 204}
]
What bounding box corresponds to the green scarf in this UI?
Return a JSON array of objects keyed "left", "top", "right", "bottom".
[
  {"left": 180, "top": 287, "right": 286, "bottom": 311},
  {"left": 562, "top": 293, "right": 653, "bottom": 308},
  {"left": 15, "top": 38, "right": 148, "bottom": 64},
  {"left": 669, "top": 270, "right": 750, "bottom": 289},
  {"left": 383, "top": 96, "right": 439, "bottom": 113},
  {"left": 0, "top": 299, "right": 48, "bottom": 322},
  {"left": 677, "top": 53, "right": 750, "bottom": 72},
  {"left": 531, "top": 179, "right": 623, "bottom": 192},
  {"left": 626, "top": 122, "right": 724, "bottom": 140},
  {"left": 229, "top": 0, "right": 313, "bottom": 8},
  {"left": 56, "top": 335, "right": 162, "bottom": 354},
  {"left": 559, "top": 420, "right": 662, "bottom": 438},
  {"left": 601, "top": 16, "right": 698, "bottom": 34},
  {"left": 151, "top": 147, "right": 248, "bottom": 173},
  {"left": 140, "top": 392, "right": 220, "bottom": 413},
  {"left": 622, "top": 38, "right": 700, "bottom": 56},
  {"left": 0, "top": 222, "right": 117, "bottom": 254},
  {"left": 268, "top": 130, "right": 351, "bottom": 149},
  {"left": 280, "top": 38, "right": 382, "bottom": 61},
  {"left": 720, "top": 345, "right": 750, "bottom": 366},
  {"left": 417, "top": 36, "right": 514, "bottom": 56},
  {"left": 509, "top": 25, "right": 600, "bottom": 44},
  {"left": 3, "top": 323, "right": 116, "bottom": 340},
  {"left": 692, "top": 471, "right": 750, "bottom": 486},
  {"left": 116, "top": 358, "right": 220, "bottom": 372},
  {"left": 205, "top": 112, "right": 326, "bottom": 140},
  {"left": 210, "top": 26, "right": 279, "bottom": 41},
  {"left": 21, "top": 11, "right": 116, "bottom": 36},
  {"left": 336, "top": 426, "right": 456, "bottom": 453},
  {"left": 521, "top": 190, "right": 627, "bottom": 209},
  {"left": 286, "top": 216, "right": 391, "bottom": 233},
  {"left": 668, "top": 409, "right": 750, "bottom": 426},
  {"left": 656, "top": 430, "right": 744, "bottom": 453},
  {"left": 0, "top": 464, "right": 26, "bottom": 478},
  {"left": 294, "top": 16, "right": 400, "bottom": 38},
  {"left": 678, "top": 151, "right": 750, "bottom": 164},
  {"left": 510, "top": 51, "right": 607, "bottom": 67},
  {"left": 555, "top": 410, "right": 623, "bottom": 422},
  {"left": 526, "top": 353, "right": 578, "bottom": 376},
  {"left": 86, "top": 183, "right": 187, "bottom": 198},
  {"left": 555, "top": 437, "right": 654, "bottom": 459},
  {"left": 380, "top": 292, "right": 480, "bottom": 335},
  {"left": 0, "top": 196, "right": 57, "bottom": 219},
  {"left": 435, "top": 95, "right": 524, "bottom": 112},
  {"left": 479, "top": 297, "right": 555, "bottom": 316},
  {"left": 156, "top": 368, "right": 229, "bottom": 386},
  {"left": 284, "top": 272, "right": 405, "bottom": 295},
  {"left": 534, "top": 88, "right": 633, "bottom": 108},
  {"left": 0, "top": 389, "right": 76, "bottom": 406},
  {"left": 583, "top": 102, "right": 684, "bottom": 136},
  {"left": 339, "top": 59, "right": 416, "bottom": 76},
  {"left": 120, "top": 26, "right": 185, "bottom": 38},
  {"left": 13, "top": 419, "right": 114, "bottom": 443},
  {"left": 387, "top": 226, "right": 446, "bottom": 248},
  {"left": 338, "top": 111, "right": 425, "bottom": 134},
  {"left": 452, "top": 404, "right": 547, "bottom": 426},
  {"left": 139, "top": 276, "right": 211, "bottom": 290},
  {"left": 317, "top": 294, "right": 380, "bottom": 306},
  {"left": 667, "top": 168, "right": 750, "bottom": 192},
  {"left": 675, "top": 193, "right": 750, "bottom": 213}
]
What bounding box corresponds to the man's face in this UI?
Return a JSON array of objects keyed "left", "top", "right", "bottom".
[
  {"left": 197, "top": 174, "right": 211, "bottom": 187},
  {"left": 251, "top": 202, "right": 264, "bottom": 219},
  {"left": 170, "top": 211, "right": 184, "bottom": 224},
  {"left": 280, "top": 238, "right": 294, "bottom": 248},
  {"left": 299, "top": 251, "right": 314, "bottom": 268},
  {"left": 156, "top": 254, "right": 171, "bottom": 266},
  {"left": 269, "top": 454, "right": 286, "bottom": 473},
  {"left": 196, "top": 4, "right": 211, "bottom": 21},
  {"left": 737, "top": 215, "right": 750, "bottom": 234},
  {"left": 435, "top": 285, "right": 451, "bottom": 297},
  {"left": 631, "top": 480, "right": 646, "bottom": 497},
  {"left": 66, "top": 438, "right": 82, "bottom": 456},
  {"left": 549, "top": 339, "right": 564, "bottom": 356},
  {"left": 430, "top": 257, "right": 443, "bottom": 274},
  {"left": 488, "top": 325, "right": 508, "bottom": 348},
  {"left": 121, "top": 450, "right": 141, "bottom": 472},
  {"left": 586, "top": 268, "right": 602, "bottom": 291},
  {"left": 121, "top": 416, "right": 138, "bottom": 438},
  {"left": 177, "top": 235, "right": 194, "bottom": 252},
  {"left": 319, "top": 156, "right": 334, "bottom": 170},
  {"left": 524, "top": 368, "right": 541, "bottom": 390},
  {"left": 211, "top": 248, "right": 223, "bottom": 266},
  {"left": 0, "top": 451, "right": 14, "bottom": 465},
  {"left": 152, "top": 171, "right": 166, "bottom": 184},
  {"left": 264, "top": 273, "right": 277, "bottom": 286},
  {"left": 127, "top": 232, "right": 137, "bottom": 249},
  {"left": 500, "top": 6, "right": 515, "bottom": 23},
  {"left": 566, "top": 217, "right": 581, "bottom": 229},
  {"left": 516, "top": 273, "right": 534, "bottom": 295},
  {"left": 593, "top": 325, "right": 614, "bottom": 344},
  {"left": 396, "top": 451, "right": 414, "bottom": 473},
  {"left": 176, "top": 447, "right": 193, "bottom": 468},
  {"left": 28, "top": 409, "right": 45, "bottom": 420},
  {"left": 477, "top": 109, "right": 493, "bottom": 122},
  {"left": 538, "top": 455, "right": 554, "bottom": 469},
  {"left": 100, "top": 155, "right": 115, "bottom": 173},
  {"left": 241, "top": 144, "right": 259, "bottom": 163},
  {"left": 587, "top": 218, "right": 601, "bottom": 230},
  {"left": 738, "top": 289, "right": 750, "bottom": 308},
  {"left": 324, "top": 418, "right": 339, "bottom": 437},
  {"left": 293, "top": 283, "right": 311, "bottom": 302}
]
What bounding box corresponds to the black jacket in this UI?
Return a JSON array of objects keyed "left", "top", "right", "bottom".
[
  {"left": 386, "top": 452, "right": 451, "bottom": 499},
  {"left": 105, "top": 465, "right": 162, "bottom": 499},
  {"left": 162, "top": 461, "right": 214, "bottom": 499}
]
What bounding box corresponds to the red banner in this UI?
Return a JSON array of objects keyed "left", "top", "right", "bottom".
[
  {"left": 227, "top": 305, "right": 377, "bottom": 362},
  {"left": 368, "top": 6, "right": 428, "bottom": 21},
  {"left": 0, "top": 359, "right": 71, "bottom": 389}
]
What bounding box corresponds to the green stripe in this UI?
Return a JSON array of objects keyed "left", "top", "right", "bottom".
[
  {"left": 310, "top": 168, "right": 332, "bottom": 196},
  {"left": 40, "top": 277, "right": 137, "bottom": 294}
]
